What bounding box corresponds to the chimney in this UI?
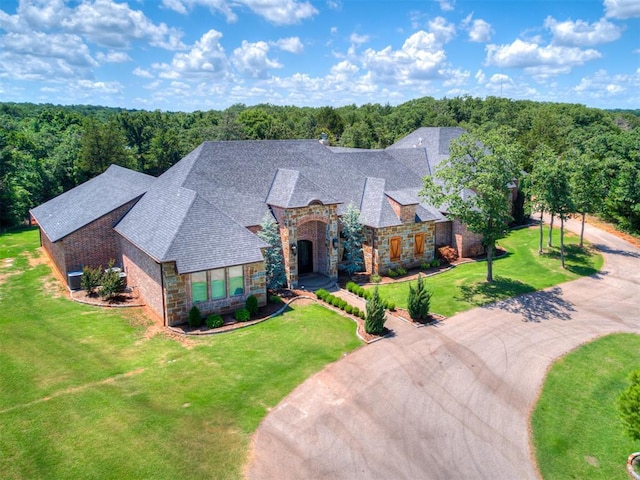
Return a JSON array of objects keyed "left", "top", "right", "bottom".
[{"left": 319, "top": 132, "right": 329, "bottom": 146}]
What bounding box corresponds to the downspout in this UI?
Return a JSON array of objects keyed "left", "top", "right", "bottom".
[{"left": 160, "top": 262, "right": 167, "bottom": 327}]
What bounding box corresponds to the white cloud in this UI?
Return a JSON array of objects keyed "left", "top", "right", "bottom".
[
  {"left": 60, "top": 0, "right": 185, "bottom": 50},
  {"left": 133, "top": 67, "right": 153, "bottom": 78},
  {"left": 475, "top": 69, "right": 486, "bottom": 84},
  {"left": 154, "top": 29, "right": 229, "bottom": 79},
  {"left": 75, "top": 79, "right": 122, "bottom": 94},
  {"left": 327, "top": 0, "right": 341, "bottom": 10},
  {"left": 273, "top": 37, "right": 304, "bottom": 54},
  {"left": 231, "top": 40, "right": 282, "bottom": 79},
  {"left": 485, "top": 39, "right": 601, "bottom": 77},
  {"left": 428, "top": 16, "right": 456, "bottom": 44},
  {"left": 162, "top": 0, "right": 318, "bottom": 25},
  {"left": 441, "top": 68, "right": 470, "bottom": 86},
  {"left": 574, "top": 68, "right": 640, "bottom": 103},
  {"left": 604, "top": 0, "right": 640, "bottom": 19},
  {"left": 544, "top": 16, "right": 622, "bottom": 46},
  {"left": 435, "top": 0, "right": 455, "bottom": 12},
  {"left": 465, "top": 17, "right": 493, "bottom": 43},
  {"left": 350, "top": 33, "right": 370, "bottom": 45},
  {"left": 96, "top": 51, "right": 131, "bottom": 63}
]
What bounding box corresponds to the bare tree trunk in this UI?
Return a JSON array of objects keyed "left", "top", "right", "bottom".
[
  {"left": 560, "top": 216, "right": 566, "bottom": 269},
  {"left": 539, "top": 208, "right": 544, "bottom": 254},
  {"left": 580, "top": 212, "right": 586, "bottom": 247},
  {"left": 486, "top": 243, "right": 494, "bottom": 283},
  {"left": 548, "top": 213, "right": 554, "bottom": 247}
]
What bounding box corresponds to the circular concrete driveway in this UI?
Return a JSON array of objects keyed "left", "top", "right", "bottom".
[{"left": 246, "top": 220, "right": 640, "bottom": 480}]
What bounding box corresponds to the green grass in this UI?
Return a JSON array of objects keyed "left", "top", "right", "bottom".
[
  {"left": 376, "top": 226, "right": 604, "bottom": 317},
  {"left": 0, "top": 228, "right": 362, "bottom": 479},
  {"left": 532, "top": 334, "right": 640, "bottom": 479}
]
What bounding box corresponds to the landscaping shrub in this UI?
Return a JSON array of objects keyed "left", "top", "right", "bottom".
[
  {"left": 99, "top": 261, "right": 125, "bottom": 300},
  {"left": 345, "top": 305, "right": 353, "bottom": 314},
  {"left": 245, "top": 295, "right": 259, "bottom": 316},
  {"left": 369, "top": 273, "right": 382, "bottom": 283},
  {"left": 268, "top": 294, "right": 283, "bottom": 304},
  {"left": 385, "top": 300, "right": 396, "bottom": 311},
  {"left": 395, "top": 266, "right": 407, "bottom": 276},
  {"left": 188, "top": 305, "right": 202, "bottom": 328},
  {"left": 338, "top": 299, "right": 347, "bottom": 310},
  {"left": 618, "top": 370, "right": 640, "bottom": 441},
  {"left": 355, "top": 286, "right": 365, "bottom": 297},
  {"left": 352, "top": 307, "right": 360, "bottom": 317},
  {"left": 420, "top": 261, "right": 431, "bottom": 270},
  {"left": 316, "top": 289, "right": 329, "bottom": 300},
  {"left": 387, "top": 269, "right": 398, "bottom": 277},
  {"left": 346, "top": 281, "right": 358, "bottom": 293},
  {"left": 431, "top": 259, "right": 440, "bottom": 268},
  {"left": 365, "top": 286, "right": 386, "bottom": 335},
  {"left": 437, "top": 246, "right": 458, "bottom": 264},
  {"left": 81, "top": 265, "right": 102, "bottom": 294},
  {"left": 206, "top": 314, "right": 224, "bottom": 329},
  {"left": 407, "top": 274, "right": 432, "bottom": 320},
  {"left": 359, "top": 311, "right": 366, "bottom": 320},
  {"left": 234, "top": 308, "right": 250, "bottom": 322}
]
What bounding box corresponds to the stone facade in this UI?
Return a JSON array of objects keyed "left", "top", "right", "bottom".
[
  {"left": 163, "top": 260, "right": 267, "bottom": 326},
  {"left": 271, "top": 203, "right": 339, "bottom": 287},
  {"left": 363, "top": 221, "right": 436, "bottom": 274}
]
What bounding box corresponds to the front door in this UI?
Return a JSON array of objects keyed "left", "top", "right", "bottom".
[{"left": 297, "top": 240, "right": 313, "bottom": 274}]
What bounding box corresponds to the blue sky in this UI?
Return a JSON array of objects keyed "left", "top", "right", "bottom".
[{"left": 0, "top": 0, "right": 638, "bottom": 112}]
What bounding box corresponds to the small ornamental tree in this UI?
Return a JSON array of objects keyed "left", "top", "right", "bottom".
[
  {"left": 618, "top": 370, "right": 640, "bottom": 441},
  {"left": 99, "top": 260, "right": 124, "bottom": 300},
  {"left": 81, "top": 265, "right": 102, "bottom": 295},
  {"left": 340, "top": 203, "right": 365, "bottom": 276},
  {"left": 365, "top": 286, "right": 386, "bottom": 335},
  {"left": 257, "top": 213, "right": 287, "bottom": 289},
  {"left": 245, "top": 294, "right": 259, "bottom": 316},
  {"left": 407, "top": 274, "right": 432, "bottom": 320},
  {"left": 188, "top": 305, "right": 202, "bottom": 328}
]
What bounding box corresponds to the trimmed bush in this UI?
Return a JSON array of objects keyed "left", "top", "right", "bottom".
[
  {"left": 81, "top": 265, "right": 102, "bottom": 294},
  {"left": 365, "top": 286, "right": 386, "bottom": 335},
  {"left": 234, "top": 308, "right": 250, "bottom": 322},
  {"left": 268, "top": 294, "right": 283, "bottom": 304},
  {"left": 407, "top": 274, "right": 432, "bottom": 320},
  {"left": 206, "top": 314, "right": 224, "bottom": 329},
  {"left": 352, "top": 307, "right": 360, "bottom": 317},
  {"left": 385, "top": 301, "right": 396, "bottom": 311},
  {"left": 431, "top": 259, "right": 440, "bottom": 268},
  {"left": 396, "top": 266, "right": 407, "bottom": 276},
  {"left": 387, "top": 269, "right": 398, "bottom": 277},
  {"left": 245, "top": 295, "right": 259, "bottom": 316},
  {"left": 369, "top": 273, "right": 382, "bottom": 283},
  {"left": 359, "top": 311, "right": 366, "bottom": 319},
  {"left": 346, "top": 281, "right": 358, "bottom": 293},
  {"left": 338, "top": 299, "right": 348, "bottom": 310},
  {"left": 355, "top": 286, "right": 365, "bottom": 297},
  {"left": 420, "top": 262, "right": 431, "bottom": 270},
  {"left": 316, "top": 289, "right": 329, "bottom": 300},
  {"left": 188, "top": 305, "right": 202, "bottom": 328},
  {"left": 345, "top": 305, "right": 353, "bottom": 314}
]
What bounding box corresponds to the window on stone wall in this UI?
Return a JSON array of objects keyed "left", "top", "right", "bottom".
[
  {"left": 228, "top": 265, "right": 244, "bottom": 296},
  {"left": 211, "top": 268, "right": 226, "bottom": 299},
  {"left": 414, "top": 233, "right": 425, "bottom": 256},
  {"left": 191, "top": 271, "right": 208, "bottom": 303},
  {"left": 390, "top": 236, "right": 401, "bottom": 261},
  {"left": 191, "top": 266, "right": 244, "bottom": 302}
]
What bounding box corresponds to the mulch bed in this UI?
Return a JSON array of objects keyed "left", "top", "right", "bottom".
[
  {"left": 70, "top": 288, "right": 144, "bottom": 307},
  {"left": 392, "top": 307, "right": 446, "bottom": 326}
]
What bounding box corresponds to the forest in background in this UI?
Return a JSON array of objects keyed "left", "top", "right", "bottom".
[{"left": 1, "top": 96, "right": 638, "bottom": 234}]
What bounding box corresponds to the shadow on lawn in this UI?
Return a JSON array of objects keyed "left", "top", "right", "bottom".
[
  {"left": 544, "top": 244, "right": 601, "bottom": 276},
  {"left": 489, "top": 286, "right": 576, "bottom": 323},
  {"left": 457, "top": 276, "right": 536, "bottom": 307}
]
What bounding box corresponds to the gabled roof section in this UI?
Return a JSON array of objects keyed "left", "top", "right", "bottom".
[
  {"left": 358, "top": 177, "right": 402, "bottom": 228},
  {"left": 115, "top": 181, "right": 267, "bottom": 273},
  {"left": 266, "top": 168, "right": 340, "bottom": 208},
  {"left": 387, "top": 127, "right": 465, "bottom": 174},
  {"left": 30, "top": 165, "right": 155, "bottom": 242},
  {"left": 385, "top": 189, "right": 420, "bottom": 206}
]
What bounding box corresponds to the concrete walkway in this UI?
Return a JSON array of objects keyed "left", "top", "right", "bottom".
[{"left": 246, "top": 219, "right": 640, "bottom": 480}]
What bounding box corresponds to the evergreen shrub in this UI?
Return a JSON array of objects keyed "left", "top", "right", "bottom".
[
  {"left": 206, "top": 314, "right": 224, "bottom": 329},
  {"left": 235, "top": 308, "right": 250, "bottom": 322},
  {"left": 245, "top": 295, "right": 259, "bottom": 316},
  {"left": 188, "top": 305, "right": 202, "bottom": 328}
]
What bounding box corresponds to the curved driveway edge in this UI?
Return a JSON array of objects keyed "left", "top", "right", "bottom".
[{"left": 246, "top": 220, "right": 640, "bottom": 480}]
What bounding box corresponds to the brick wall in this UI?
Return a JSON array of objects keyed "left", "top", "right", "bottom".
[
  {"left": 386, "top": 196, "right": 417, "bottom": 224},
  {"left": 61, "top": 200, "right": 137, "bottom": 272},
  {"left": 119, "top": 234, "right": 164, "bottom": 321},
  {"left": 165, "top": 261, "right": 267, "bottom": 326},
  {"left": 435, "top": 220, "right": 452, "bottom": 247},
  {"left": 40, "top": 229, "right": 67, "bottom": 280},
  {"left": 452, "top": 219, "right": 484, "bottom": 258}
]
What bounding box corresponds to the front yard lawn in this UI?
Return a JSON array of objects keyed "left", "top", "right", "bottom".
[
  {"left": 375, "top": 226, "right": 603, "bottom": 317},
  {"left": 532, "top": 333, "right": 640, "bottom": 479},
  {"left": 0, "top": 228, "right": 362, "bottom": 480}
]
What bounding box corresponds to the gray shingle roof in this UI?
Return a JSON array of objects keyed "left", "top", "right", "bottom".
[
  {"left": 266, "top": 169, "right": 340, "bottom": 208},
  {"left": 30, "top": 165, "right": 155, "bottom": 242}
]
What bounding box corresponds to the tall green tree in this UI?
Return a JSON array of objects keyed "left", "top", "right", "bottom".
[
  {"left": 528, "top": 144, "right": 557, "bottom": 254},
  {"left": 407, "top": 274, "right": 432, "bottom": 320},
  {"left": 365, "top": 286, "right": 386, "bottom": 335},
  {"left": 568, "top": 151, "right": 602, "bottom": 247},
  {"left": 78, "top": 118, "right": 132, "bottom": 180},
  {"left": 256, "top": 213, "right": 287, "bottom": 289},
  {"left": 339, "top": 203, "right": 364, "bottom": 276},
  {"left": 421, "top": 130, "right": 521, "bottom": 282},
  {"left": 546, "top": 154, "right": 575, "bottom": 269}
]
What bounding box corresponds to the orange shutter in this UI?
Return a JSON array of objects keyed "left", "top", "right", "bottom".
[
  {"left": 414, "top": 233, "right": 425, "bottom": 256},
  {"left": 390, "top": 236, "right": 401, "bottom": 261}
]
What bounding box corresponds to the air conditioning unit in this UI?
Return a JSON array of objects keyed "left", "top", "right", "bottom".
[{"left": 67, "top": 271, "right": 83, "bottom": 290}]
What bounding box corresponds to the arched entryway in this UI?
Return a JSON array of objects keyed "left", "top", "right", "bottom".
[{"left": 297, "top": 240, "right": 313, "bottom": 274}]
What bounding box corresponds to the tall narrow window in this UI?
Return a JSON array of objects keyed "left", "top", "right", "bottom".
[
  {"left": 228, "top": 265, "right": 244, "bottom": 296},
  {"left": 390, "top": 236, "right": 401, "bottom": 261},
  {"left": 414, "top": 233, "right": 425, "bottom": 256},
  {"left": 191, "top": 271, "right": 208, "bottom": 303},
  {"left": 210, "top": 268, "right": 226, "bottom": 300}
]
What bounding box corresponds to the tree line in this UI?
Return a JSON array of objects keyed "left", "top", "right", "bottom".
[{"left": 0, "top": 97, "right": 638, "bottom": 236}]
